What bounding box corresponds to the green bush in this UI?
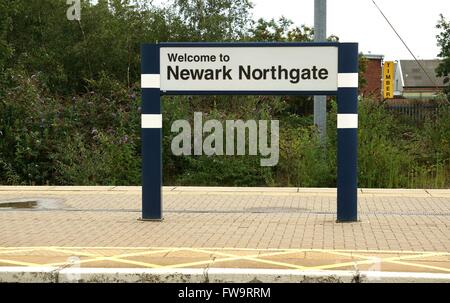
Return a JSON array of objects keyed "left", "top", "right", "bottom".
[
  {"left": 54, "top": 131, "right": 140, "bottom": 185},
  {"left": 0, "top": 0, "right": 448, "bottom": 188},
  {"left": 0, "top": 69, "right": 141, "bottom": 185},
  {"left": 276, "top": 125, "right": 335, "bottom": 187},
  {"left": 357, "top": 100, "right": 414, "bottom": 188}
]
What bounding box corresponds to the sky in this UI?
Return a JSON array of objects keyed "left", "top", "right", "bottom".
[
  {"left": 118, "top": 0, "right": 449, "bottom": 61},
  {"left": 251, "top": 0, "right": 450, "bottom": 61}
]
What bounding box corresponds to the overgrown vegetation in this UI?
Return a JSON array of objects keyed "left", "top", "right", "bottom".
[{"left": 0, "top": 0, "right": 448, "bottom": 188}]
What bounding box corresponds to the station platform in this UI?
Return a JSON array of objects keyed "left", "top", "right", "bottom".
[{"left": 0, "top": 186, "right": 449, "bottom": 282}]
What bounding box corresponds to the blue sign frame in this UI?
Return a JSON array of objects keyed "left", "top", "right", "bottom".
[{"left": 141, "top": 42, "right": 358, "bottom": 222}]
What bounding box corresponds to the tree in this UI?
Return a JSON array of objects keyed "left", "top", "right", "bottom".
[
  {"left": 0, "top": 1, "right": 13, "bottom": 71},
  {"left": 0, "top": 0, "right": 172, "bottom": 94},
  {"left": 436, "top": 14, "right": 450, "bottom": 101},
  {"left": 172, "top": 0, "right": 254, "bottom": 41},
  {"left": 249, "top": 17, "right": 313, "bottom": 42}
]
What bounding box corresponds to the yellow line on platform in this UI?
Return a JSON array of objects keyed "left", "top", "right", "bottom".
[
  {"left": 161, "top": 251, "right": 267, "bottom": 269},
  {"left": 44, "top": 248, "right": 175, "bottom": 267},
  {"left": 94, "top": 257, "right": 160, "bottom": 268},
  {"left": 161, "top": 249, "right": 305, "bottom": 269},
  {"left": 185, "top": 248, "right": 308, "bottom": 270},
  {"left": 0, "top": 246, "right": 449, "bottom": 272},
  {"left": 45, "top": 247, "right": 100, "bottom": 257},
  {"left": 0, "top": 247, "right": 447, "bottom": 255},
  {"left": 384, "top": 260, "right": 450, "bottom": 273},
  {"left": 308, "top": 252, "right": 450, "bottom": 271},
  {"left": 0, "top": 258, "right": 42, "bottom": 267},
  {"left": 0, "top": 248, "right": 39, "bottom": 255},
  {"left": 320, "top": 250, "right": 450, "bottom": 272}
]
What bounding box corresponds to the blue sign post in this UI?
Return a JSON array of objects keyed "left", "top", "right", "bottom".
[
  {"left": 141, "top": 44, "right": 162, "bottom": 220},
  {"left": 337, "top": 43, "right": 358, "bottom": 222},
  {"left": 141, "top": 42, "right": 358, "bottom": 222}
]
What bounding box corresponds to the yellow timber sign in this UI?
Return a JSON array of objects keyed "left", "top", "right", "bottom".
[{"left": 383, "top": 61, "right": 394, "bottom": 99}]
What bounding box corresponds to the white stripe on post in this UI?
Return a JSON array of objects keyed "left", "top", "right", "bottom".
[
  {"left": 141, "top": 114, "right": 162, "bottom": 129},
  {"left": 141, "top": 74, "right": 160, "bottom": 88},
  {"left": 337, "top": 73, "right": 359, "bottom": 88},
  {"left": 337, "top": 114, "right": 358, "bottom": 129}
]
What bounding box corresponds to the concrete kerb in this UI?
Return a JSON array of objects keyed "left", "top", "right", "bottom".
[
  {"left": 0, "top": 266, "right": 59, "bottom": 283},
  {"left": 1, "top": 267, "right": 449, "bottom": 283},
  {"left": 0, "top": 186, "right": 446, "bottom": 197},
  {"left": 170, "top": 187, "right": 300, "bottom": 193}
]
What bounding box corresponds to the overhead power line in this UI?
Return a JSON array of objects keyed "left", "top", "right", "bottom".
[{"left": 371, "top": 0, "right": 441, "bottom": 92}]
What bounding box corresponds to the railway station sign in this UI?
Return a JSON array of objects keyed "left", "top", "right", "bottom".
[
  {"left": 141, "top": 42, "right": 359, "bottom": 223},
  {"left": 159, "top": 47, "right": 338, "bottom": 92}
]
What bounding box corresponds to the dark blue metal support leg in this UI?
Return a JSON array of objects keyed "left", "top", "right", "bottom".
[
  {"left": 141, "top": 44, "right": 162, "bottom": 221},
  {"left": 337, "top": 43, "right": 358, "bottom": 222}
]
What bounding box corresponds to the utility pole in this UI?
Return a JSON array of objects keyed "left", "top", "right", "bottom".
[{"left": 314, "top": 0, "right": 327, "bottom": 142}]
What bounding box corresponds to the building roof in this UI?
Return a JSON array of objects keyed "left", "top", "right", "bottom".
[
  {"left": 399, "top": 59, "right": 446, "bottom": 88},
  {"left": 363, "top": 54, "right": 384, "bottom": 60}
]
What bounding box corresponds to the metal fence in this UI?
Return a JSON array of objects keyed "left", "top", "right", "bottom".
[{"left": 385, "top": 103, "right": 443, "bottom": 122}]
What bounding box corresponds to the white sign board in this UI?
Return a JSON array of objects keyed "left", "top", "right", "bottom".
[{"left": 160, "top": 47, "right": 338, "bottom": 92}]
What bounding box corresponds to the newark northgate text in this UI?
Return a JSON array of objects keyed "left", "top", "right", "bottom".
[{"left": 166, "top": 57, "right": 330, "bottom": 84}]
